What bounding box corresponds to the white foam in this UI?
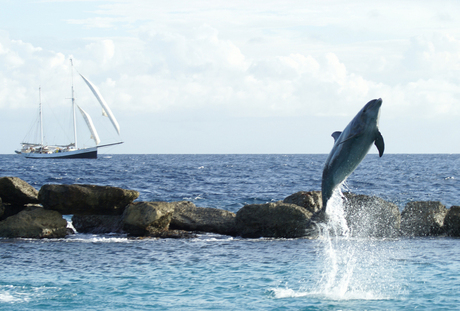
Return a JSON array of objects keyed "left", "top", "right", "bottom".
[
  {"left": 0, "top": 285, "right": 36, "bottom": 304},
  {"left": 271, "top": 287, "right": 311, "bottom": 298},
  {"left": 0, "top": 285, "right": 63, "bottom": 304},
  {"left": 272, "top": 287, "right": 389, "bottom": 301},
  {"left": 0, "top": 291, "right": 22, "bottom": 303},
  {"left": 65, "top": 233, "right": 130, "bottom": 243},
  {"left": 308, "top": 186, "right": 396, "bottom": 301}
]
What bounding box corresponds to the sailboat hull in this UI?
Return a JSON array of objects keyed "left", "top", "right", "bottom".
[{"left": 25, "top": 147, "right": 97, "bottom": 159}]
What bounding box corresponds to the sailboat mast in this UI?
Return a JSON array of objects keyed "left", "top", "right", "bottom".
[
  {"left": 39, "top": 87, "right": 43, "bottom": 146},
  {"left": 70, "top": 59, "right": 77, "bottom": 149}
]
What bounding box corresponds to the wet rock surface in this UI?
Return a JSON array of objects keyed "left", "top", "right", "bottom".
[
  {"left": 283, "top": 191, "right": 322, "bottom": 214},
  {"left": 0, "top": 207, "right": 67, "bottom": 239},
  {"left": 170, "top": 201, "right": 237, "bottom": 236},
  {"left": 343, "top": 193, "right": 401, "bottom": 238},
  {"left": 235, "top": 201, "right": 313, "bottom": 238},
  {"left": 71, "top": 214, "right": 124, "bottom": 234},
  {"left": 39, "top": 184, "right": 139, "bottom": 215},
  {"left": 443, "top": 206, "right": 460, "bottom": 237},
  {"left": 122, "top": 201, "right": 175, "bottom": 236},
  {"left": 0, "top": 176, "right": 39, "bottom": 205},
  {"left": 400, "top": 201, "right": 448, "bottom": 237},
  {"left": 0, "top": 198, "right": 3, "bottom": 219}
]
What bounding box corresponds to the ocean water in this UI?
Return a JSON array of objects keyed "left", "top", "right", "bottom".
[{"left": 1, "top": 154, "right": 460, "bottom": 310}]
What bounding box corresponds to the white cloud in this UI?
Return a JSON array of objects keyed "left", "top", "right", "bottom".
[
  {"left": 4, "top": 24, "right": 460, "bottom": 121},
  {"left": 4, "top": 1, "right": 460, "bottom": 153}
]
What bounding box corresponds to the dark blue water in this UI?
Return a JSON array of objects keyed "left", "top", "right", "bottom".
[{"left": 1, "top": 154, "right": 460, "bottom": 310}]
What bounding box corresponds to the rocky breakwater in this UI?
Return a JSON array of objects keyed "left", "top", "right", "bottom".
[
  {"left": 281, "top": 191, "right": 460, "bottom": 238},
  {"left": 40, "top": 183, "right": 237, "bottom": 238},
  {"left": 72, "top": 199, "right": 237, "bottom": 238},
  {"left": 0, "top": 177, "right": 66, "bottom": 238},
  {"left": 38, "top": 184, "right": 140, "bottom": 236},
  {"left": 3, "top": 176, "right": 460, "bottom": 239},
  {"left": 0, "top": 178, "right": 141, "bottom": 239}
]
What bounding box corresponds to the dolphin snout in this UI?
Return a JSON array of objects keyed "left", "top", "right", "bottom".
[{"left": 367, "top": 98, "right": 382, "bottom": 110}]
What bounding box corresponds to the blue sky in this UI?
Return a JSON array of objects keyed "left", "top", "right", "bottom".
[{"left": 1, "top": 0, "right": 460, "bottom": 154}]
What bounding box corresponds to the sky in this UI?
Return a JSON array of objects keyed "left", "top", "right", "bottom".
[{"left": 1, "top": 0, "right": 460, "bottom": 154}]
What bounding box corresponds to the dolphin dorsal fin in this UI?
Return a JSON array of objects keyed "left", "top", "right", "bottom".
[
  {"left": 331, "top": 131, "right": 342, "bottom": 142},
  {"left": 374, "top": 131, "right": 385, "bottom": 157}
]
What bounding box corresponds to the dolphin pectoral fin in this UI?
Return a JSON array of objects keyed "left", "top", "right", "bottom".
[
  {"left": 331, "top": 131, "right": 342, "bottom": 142},
  {"left": 374, "top": 131, "right": 385, "bottom": 157}
]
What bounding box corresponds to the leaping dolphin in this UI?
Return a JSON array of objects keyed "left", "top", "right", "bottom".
[{"left": 318, "top": 98, "right": 384, "bottom": 219}]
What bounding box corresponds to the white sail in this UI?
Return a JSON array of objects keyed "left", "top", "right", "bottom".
[
  {"left": 79, "top": 73, "right": 121, "bottom": 135},
  {"left": 77, "top": 105, "right": 101, "bottom": 145}
]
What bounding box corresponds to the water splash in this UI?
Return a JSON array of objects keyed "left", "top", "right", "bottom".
[
  {"left": 312, "top": 185, "right": 396, "bottom": 301},
  {"left": 318, "top": 186, "right": 350, "bottom": 238}
]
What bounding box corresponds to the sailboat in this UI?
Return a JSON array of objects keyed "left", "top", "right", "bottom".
[{"left": 16, "top": 60, "right": 123, "bottom": 159}]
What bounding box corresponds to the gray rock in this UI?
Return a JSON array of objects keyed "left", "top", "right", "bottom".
[
  {"left": 0, "top": 207, "right": 67, "bottom": 238},
  {"left": 283, "top": 191, "right": 322, "bottom": 214},
  {"left": 71, "top": 215, "right": 124, "bottom": 234},
  {"left": 170, "top": 201, "right": 237, "bottom": 236},
  {"left": 39, "top": 184, "right": 139, "bottom": 215},
  {"left": 400, "top": 201, "right": 447, "bottom": 236},
  {"left": 343, "top": 193, "right": 401, "bottom": 238},
  {"left": 443, "top": 206, "right": 460, "bottom": 237},
  {"left": 0, "top": 177, "right": 39, "bottom": 205},
  {"left": 235, "top": 201, "right": 313, "bottom": 238},
  {"left": 122, "top": 201, "right": 175, "bottom": 236}
]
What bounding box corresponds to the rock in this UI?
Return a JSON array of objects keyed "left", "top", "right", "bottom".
[
  {"left": 0, "top": 207, "right": 67, "bottom": 238},
  {"left": 1, "top": 203, "right": 23, "bottom": 220},
  {"left": 170, "top": 201, "right": 237, "bottom": 236},
  {"left": 0, "top": 177, "right": 39, "bottom": 205},
  {"left": 235, "top": 201, "right": 313, "bottom": 238},
  {"left": 39, "top": 184, "right": 139, "bottom": 215},
  {"left": 443, "top": 206, "right": 460, "bottom": 237},
  {"left": 71, "top": 215, "right": 124, "bottom": 234},
  {"left": 283, "top": 191, "right": 322, "bottom": 214},
  {"left": 0, "top": 197, "right": 3, "bottom": 219},
  {"left": 400, "top": 201, "right": 447, "bottom": 236},
  {"left": 343, "top": 193, "right": 401, "bottom": 238},
  {"left": 0, "top": 203, "right": 41, "bottom": 221},
  {"left": 122, "top": 201, "right": 175, "bottom": 236},
  {"left": 148, "top": 229, "right": 198, "bottom": 239}
]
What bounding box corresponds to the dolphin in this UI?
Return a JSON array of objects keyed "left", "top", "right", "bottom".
[{"left": 318, "top": 98, "right": 384, "bottom": 219}]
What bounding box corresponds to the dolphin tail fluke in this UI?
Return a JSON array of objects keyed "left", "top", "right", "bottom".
[
  {"left": 319, "top": 188, "right": 331, "bottom": 214},
  {"left": 374, "top": 131, "right": 384, "bottom": 157}
]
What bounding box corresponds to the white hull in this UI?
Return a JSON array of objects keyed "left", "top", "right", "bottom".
[{"left": 25, "top": 147, "right": 97, "bottom": 159}]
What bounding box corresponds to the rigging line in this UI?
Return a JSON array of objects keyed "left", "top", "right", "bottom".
[
  {"left": 21, "top": 105, "right": 41, "bottom": 143},
  {"left": 41, "top": 91, "right": 75, "bottom": 145}
]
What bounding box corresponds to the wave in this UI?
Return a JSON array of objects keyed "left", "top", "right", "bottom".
[{"left": 270, "top": 287, "right": 390, "bottom": 300}]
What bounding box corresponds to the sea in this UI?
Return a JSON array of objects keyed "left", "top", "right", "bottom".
[{"left": 1, "top": 153, "right": 460, "bottom": 310}]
